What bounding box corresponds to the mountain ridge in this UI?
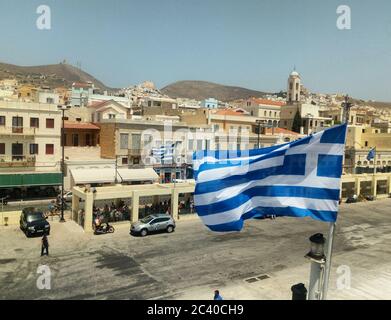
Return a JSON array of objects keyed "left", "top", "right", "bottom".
[
  {"left": 0, "top": 61, "right": 110, "bottom": 90},
  {"left": 161, "top": 80, "right": 269, "bottom": 101}
]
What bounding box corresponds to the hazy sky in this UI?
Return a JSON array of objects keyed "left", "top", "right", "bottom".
[{"left": 1, "top": 0, "right": 391, "bottom": 101}]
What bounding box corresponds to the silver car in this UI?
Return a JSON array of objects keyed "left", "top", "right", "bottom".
[{"left": 130, "top": 214, "right": 176, "bottom": 237}]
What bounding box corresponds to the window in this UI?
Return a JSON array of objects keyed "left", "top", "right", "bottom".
[
  {"left": 131, "top": 134, "right": 141, "bottom": 150},
  {"left": 122, "top": 157, "right": 128, "bottom": 165},
  {"left": 0, "top": 116, "right": 5, "bottom": 126},
  {"left": 30, "top": 118, "right": 39, "bottom": 128},
  {"left": 205, "top": 140, "right": 210, "bottom": 150},
  {"left": 46, "top": 118, "right": 54, "bottom": 128},
  {"left": 76, "top": 118, "right": 82, "bottom": 122},
  {"left": 120, "top": 133, "right": 129, "bottom": 149},
  {"left": 215, "top": 137, "right": 220, "bottom": 150},
  {"left": 46, "top": 98, "right": 54, "bottom": 104},
  {"left": 108, "top": 114, "right": 116, "bottom": 119},
  {"left": 197, "top": 140, "right": 203, "bottom": 150},
  {"left": 188, "top": 139, "right": 194, "bottom": 150},
  {"left": 213, "top": 124, "right": 219, "bottom": 132},
  {"left": 0, "top": 143, "right": 5, "bottom": 155},
  {"left": 29, "top": 144, "right": 39, "bottom": 155},
  {"left": 12, "top": 116, "right": 23, "bottom": 133},
  {"left": 365, "top": 141, "right": 368, "bottom": 147},
  {"left": 264, "top": 111, "right": 267, "bottom": 116},
  {"left": 45, "top": 144, "right": 54, "bottom": 155}
]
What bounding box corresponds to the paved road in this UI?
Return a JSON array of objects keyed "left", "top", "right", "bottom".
[{"left": 1, "top": 199, "right": 391, "bottom": 300}]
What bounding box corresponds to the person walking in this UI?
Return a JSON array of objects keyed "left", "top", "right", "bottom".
[
  {"left": 41, "top": 233, "right": 49, "bottom": 256},
  {"left": 213, "top": 290, "right": 223, "bottom": 300}
]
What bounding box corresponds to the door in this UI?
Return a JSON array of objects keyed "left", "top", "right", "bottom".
[
  {"left": 153, "top": 218, "right": 170, "bottom": 231},
  {"left": 12, "top": 143, "right": 23, "bottom": 160},
  {"left": 72, "top": 134, "right": 79, "bottom": 146},
  {"left": 85, "top": 134, "right": 91, "bottom": 146}
]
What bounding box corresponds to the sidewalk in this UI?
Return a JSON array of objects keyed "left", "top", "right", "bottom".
[{"left": 172, "top": 222, "right": 391, "bottom": 300}]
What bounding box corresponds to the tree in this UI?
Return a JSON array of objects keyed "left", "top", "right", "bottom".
[{"left": 292, "top": 111, "right": 302, "bottom": 133}]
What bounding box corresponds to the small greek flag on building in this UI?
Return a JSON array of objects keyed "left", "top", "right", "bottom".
[
  {"left": 367, "top": 147, "right": 376, "bottom": 161},
  {"left": 152, "top": 144, "right": 175, "bottom": 162},
  {"left": 193, "top": 124, "right": 347, "bottom": 232}
]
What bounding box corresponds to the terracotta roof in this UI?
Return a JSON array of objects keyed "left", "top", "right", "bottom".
[
  {"left": 264, "top": 127, "right": 299, "bottom": 135},
  {"left": 249, "top": 98, "right": 286, "bottom": 107},
  {"left": 89, "top": 100, "right": 107, "bottom": 108},
  {"left": 64, "top": 121, "right": 100, "bottom": 130}
]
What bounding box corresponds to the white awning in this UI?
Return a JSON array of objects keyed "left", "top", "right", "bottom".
[
  {"left": 117, "top": 168, "right": 159, "bottom": 182},
  {"left": 70, "top": 168, "right": 159, "bottom": 185}
]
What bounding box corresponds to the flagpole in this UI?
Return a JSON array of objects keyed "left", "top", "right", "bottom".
[
  {"left": 321, "top": 222, "right": 335, "bottom": 299},
  {"left": 321, "top": 95, "right": 350, "bottom": 299}
]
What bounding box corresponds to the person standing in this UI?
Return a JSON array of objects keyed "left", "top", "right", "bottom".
[
  {"left": 213, "top": 290, "right": 223, "bottom": 300},
  {"left": 41, "top": 233, "right": 49, "bottom": 256}
]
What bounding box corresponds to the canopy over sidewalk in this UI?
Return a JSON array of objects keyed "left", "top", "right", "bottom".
[{"left": 70, "top": 167, "right": 159, "bottom": 185}]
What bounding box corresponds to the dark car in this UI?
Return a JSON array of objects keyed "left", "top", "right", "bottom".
[{"left": 20, "top": 207, "right": 50, "bottom": 237}]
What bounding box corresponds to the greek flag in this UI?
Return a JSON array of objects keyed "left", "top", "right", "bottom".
[
  {"left": 193, "top": 124, "right": 347, "bottom": 232},
  {"left": 152, "top": 144, "right": 175, "bottom": 162},
  {"left": 367, "top": 147, "right": 376, "bottom": 161}
]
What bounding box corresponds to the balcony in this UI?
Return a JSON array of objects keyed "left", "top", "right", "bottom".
[
  {"left": 0, "top": 155, "right": 36, "bottom": 168},
  {"left": 128, "top": 149, "right": 142, "bottom": 156},
  {"left": 0, "top": 126, "right": 36, "bottom": 136}
]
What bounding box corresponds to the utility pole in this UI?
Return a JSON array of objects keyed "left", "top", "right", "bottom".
[{"left": 58, "top": 105, "right": 70, "bottom": 223}]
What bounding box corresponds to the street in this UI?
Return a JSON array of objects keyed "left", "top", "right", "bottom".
[{"left": 1, "top": 199, "right": 391, "bottom": 300}]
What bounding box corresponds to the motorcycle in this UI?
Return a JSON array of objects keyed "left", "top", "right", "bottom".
[{"left": 94, "top": 223, "right": 115, "bottom": 235}]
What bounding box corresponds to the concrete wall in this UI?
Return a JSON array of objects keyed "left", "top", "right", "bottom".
[{"left": 0, "top": 211, "right": 21, "bottom": 226}]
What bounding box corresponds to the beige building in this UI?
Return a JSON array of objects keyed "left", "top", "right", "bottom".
[
  {"left": 239, "top": 98, "right": 284, "bottom": 127},
  {"left": 345, "top": 125, "right": 391, "bottom": 174},
  {"left": 0, "top": 101, "right": 62, "bottom": 198}
]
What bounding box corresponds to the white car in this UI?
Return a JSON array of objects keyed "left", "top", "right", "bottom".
[{"left": 63, "top": 191, "right": 73, "bottom": 202}]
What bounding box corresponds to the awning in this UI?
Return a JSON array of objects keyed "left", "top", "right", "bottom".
[
  {"left": 117, "top": 168, "right": 159, "bottom": 182},
  {"left": 70, "top": 168, "right": 159, "bottom": 185},
  {"left": 0, "top": 172, "right": 62, "bottom": 188}
]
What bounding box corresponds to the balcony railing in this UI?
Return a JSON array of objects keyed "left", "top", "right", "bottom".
[
  {"left": 0, "top": 126, "right": 36, "bottom": 136},
  {"left": 0, "top": 155, "right": 36, "bottom": 167}
]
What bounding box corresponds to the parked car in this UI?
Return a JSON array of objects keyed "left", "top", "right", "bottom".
[
  {"left": 20, "top": 207, "right": 50, "bottom": 237},
  {"left": 63, "top": 191, "right": 73, "bottom": 202},
  {"left": 130, "top": 214, "right": 175, "bottom": 237}
]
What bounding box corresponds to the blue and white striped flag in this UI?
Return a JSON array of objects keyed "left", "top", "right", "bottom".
[
  {"left": 193, "top": 124, "right": 347, "bottom": 232},
  {"left": 152, "top": 144, "right": 175, "bottom": 162}
]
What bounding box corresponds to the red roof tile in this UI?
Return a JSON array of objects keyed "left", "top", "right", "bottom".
[
  {"left": 249, "top": 98, "right": 286, "bottom": 107},
  {"left": 64, "top": 121, "right": 100, "bottom": 130}
]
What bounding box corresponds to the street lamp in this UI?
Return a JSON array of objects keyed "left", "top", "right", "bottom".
[
  {"left": 58, "top": 104, "right": 71, "bottom": 223},
  {"left": 305, "top": 233, "right": 326, "bottom": 300}
]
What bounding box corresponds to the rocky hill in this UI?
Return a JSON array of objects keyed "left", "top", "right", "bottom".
[
  {"left": 0, "top": 62, "right": 110, "bottom": 90},
  {"left": 161, "top": 80, "right": 268, "bottom": 101}
]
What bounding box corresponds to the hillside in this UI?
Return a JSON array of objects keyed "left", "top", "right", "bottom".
[
  {"left": 0, "top": 62, "right": 110, "bottom": 90},
  {"left": 161, "top": 80, "right": 268, "bottom": 101}
]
